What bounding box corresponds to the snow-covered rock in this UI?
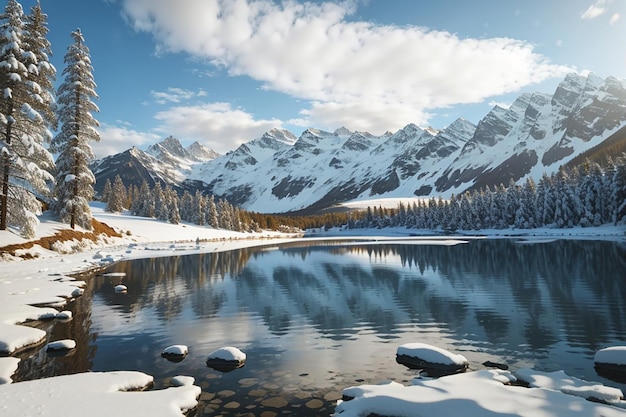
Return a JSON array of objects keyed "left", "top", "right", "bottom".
[
  {"left": 595, "top": 346, "right": 626, "bottom": 366},
  {"left": 396, "top": 343, "right": 468, "bottom": 376},
  {"left": 161, "top": 345, "right": 188, "bottom": 362},
  {"left": 170, "top": 375, "right": 195, "bottom": 387},
  {"left": 46, "top": 339, "right": 76, "bottom": 351},
  {"left": 114, "top": 284, "right": 127, "bottom": 293},
  {"left": 55, "top": 310, "right": 72, "bottom": 320},
  {"left": 594, "top": 346, "right": 626, "bottom": 381},
  {"left": 206, "top": 346, "right": 246, "bottom": 372}
]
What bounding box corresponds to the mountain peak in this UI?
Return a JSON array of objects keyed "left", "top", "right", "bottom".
[
  {"left": 334, "top": 126, "right": 352, "bottom": 136},
  {"left": 187, "top": 141, "right": 220, "bottom": 161},
  {"left": 265, "top": 128, "right": 297, "bottom": 145}
]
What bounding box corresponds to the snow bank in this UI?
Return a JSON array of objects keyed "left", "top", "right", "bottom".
[
  {"left": 335, "top": 369, "right": 626, "bottom": 417},
  {"left": 0, "top": 371, "right": 200, "bottom": 417},
  {"left": 516, "top": 368, "right": 624, "bottom": 404},
  {"left": 0, "top": 273, "right": 86, "bottom": 354},
  {"left": 0, "top": 357, "right": 20, "bottom": 384}
]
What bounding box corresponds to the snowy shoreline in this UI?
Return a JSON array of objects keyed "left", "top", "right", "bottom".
[{"left": 1, "top": 207, "right": 626, "bottom": 416}]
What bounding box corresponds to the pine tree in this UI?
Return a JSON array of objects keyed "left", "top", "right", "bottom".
[
  {"left": 23, "top": 1, "right": 55, "bottom": 130},
  {"left": 51, "top": 28, "right": 100, "bottom": 229},
  {"left": 193, "top": 190, "right": 206, "bottom": 225},
  {"left": 106, "top": 174, "right": 126, "bottom": 212},
  {"left": 207, "top": 194, "right": 218, "bottom": 228},
  {"left": 100, "top": 178, "right": 112, "bottom": 203},
  {"left": 613, "top": 156, "right": 626, "bottom": 225},
  {"left": 163, "top": 185, "right": 180, "bottom": 224},
  {"left": 0, "top": 0, "right": 55, "bottom": 237}
]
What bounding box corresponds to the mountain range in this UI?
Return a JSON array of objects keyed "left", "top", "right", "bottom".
[{"left": 91, "top": 73, "right": 626, "bottom": 214}]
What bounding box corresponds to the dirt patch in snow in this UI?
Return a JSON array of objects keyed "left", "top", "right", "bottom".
[{"left": 0, "top": 219, "right": 121, "bottom": 258}]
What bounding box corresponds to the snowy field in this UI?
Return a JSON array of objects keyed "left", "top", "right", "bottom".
[{"left": 1, "top": 203, "right": 625, "bottom": 416}]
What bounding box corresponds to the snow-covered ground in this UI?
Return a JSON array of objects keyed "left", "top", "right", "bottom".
[{"left": 1, "top": 203, "right": 625, "bottom": 416}]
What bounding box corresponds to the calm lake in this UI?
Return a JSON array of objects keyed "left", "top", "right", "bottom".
[{"left": 13, "top": 237, "right": 626, "bottom": 415}]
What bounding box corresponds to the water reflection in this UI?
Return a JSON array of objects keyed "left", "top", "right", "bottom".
[{"left": 13, "top": 238, "right": 626, "bottom": 415}]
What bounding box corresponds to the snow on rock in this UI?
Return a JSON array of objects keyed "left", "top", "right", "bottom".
[
  {"left": 161, "top": 345, "right": 188, "bottom": 362},
  {"left": 46, "top": 339, "right": 76, "bottom": 351},
  {"left": 594, "top": 347, "right": 626, "bottom": 381},
  {"left": 396, "top": 343, "right": 468, "bottom": 375},
  {"left": 114, "top": 284, "right": 127, "bottom": 293},
  {"left": 0, "top": 371, "right": 201, "bottom": 417},
  {"left": 207, "top": 346, "right": 246, "bottom": 362},
  {"left": 0, "top": 357, "right": 20, "bottom": 384},
  {"left": 100, "top": 272, "right": 126, "bottom": 277},
  {"left": 162, "top": 345, "right": 188, "bottom": 356},
  {"left": 595, "top": 346, "right": 626, "bottom": 366},
  {"left": 55, "top": 310, "right": 72, "bottom": 320},
  {"left": 170, "top": 375, "right": 194, "bottom": 387},
  {"left": 515, "top": 368, "right": 624, "bottom": 404},
  {"left": 335, "top": 369, "right": 626, "bottom": 417},
  {"left": 206, "top": 346, "right": 246, "bottom": 371}
]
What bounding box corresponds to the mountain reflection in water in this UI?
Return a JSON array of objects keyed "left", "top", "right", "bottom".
[{"left": 13, "top": 238, "right": 626, "bottom": 414}]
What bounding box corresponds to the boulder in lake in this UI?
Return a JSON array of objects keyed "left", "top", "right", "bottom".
[
  {"left": 46, "top": 339, "right": 76, "bottom": 357},
  {"left": 594, "top": 346, "right": 626, "bottom": 382},
  {"left": 206, "top": 346, "right": 246, "bottom": 372},
  {"left": 114, "top": 284, "right": 127, "bottom": 293},
  {"left": 161, "top": 345, "right": 189, "bottom": 362},
  {"left": 396, "top": 343, "right": 468, "bottom": 376}
]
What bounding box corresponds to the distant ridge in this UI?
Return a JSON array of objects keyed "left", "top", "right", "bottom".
[{"left": 93, "top": 73, "right": 626, "bottom": 214}]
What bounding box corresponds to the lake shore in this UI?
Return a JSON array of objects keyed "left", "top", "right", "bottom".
[{"left": 1, "top": 206, "right": 625, "bottom": 416}]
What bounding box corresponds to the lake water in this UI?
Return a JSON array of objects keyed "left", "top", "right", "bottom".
[{"left": 13, "top": 237, "right": 626, "bottom": 415}]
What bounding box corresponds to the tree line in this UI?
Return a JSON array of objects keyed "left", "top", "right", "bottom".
[
  {"left": 1, "top": 0, "right": 99, "bottom": 237},
  {"left": 99, "top": 175, "right": 363, "bottom": 233},
  {"left": 350, "top": 157, "right": 626, "bottom": 231}
]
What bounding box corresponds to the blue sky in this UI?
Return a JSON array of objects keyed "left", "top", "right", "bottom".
[{"left": 24, "top": 0, "right": 626, "bottom": 158}]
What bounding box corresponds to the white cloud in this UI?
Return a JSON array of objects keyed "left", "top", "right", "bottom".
[
  {"left": 488, "top": 100, "right": 511, "bottom": 109},
  {"left": 95, "top": 124, "right": 161, "bottom": 159},
  {"left": 152, "top": 102, "right": 283, "bottom": 153},
  {"left": 150, "top": 87, "right": 206, "bottom": 104},
  {"left": 610, "top": 13, "right": 620, "bottom": 24},
  {"left": 119, "top": 0, "right": 571, "bottom": 135},
  {"left": 581, "top": 4, "right": 606, "bottom": 19}
]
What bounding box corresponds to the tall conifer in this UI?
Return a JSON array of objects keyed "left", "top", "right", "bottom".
[{"left": 51, "top": 28, "right": 99, "bottom": 229}]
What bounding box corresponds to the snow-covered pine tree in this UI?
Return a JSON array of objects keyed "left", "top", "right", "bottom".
[
  {"left": 179, "top": 190, "right": 193, "bottom": 222},
  {"left": 514, "top": 178, "right": 537, "bottom": 229},
  {"left": 164, "top": 185, "right": 180, "bottom": 224},
  {"left": 100, "top": 177, "right": 112, "bottom": 203},
  {"left": 106, "top": 174, "right": 126, "bottom": 212},
  {"left": 0, "top": 0, "right": 55, "bottom": 237},
  {"left": 130, "top": 179, "right": 150, "bottom": 217},
  {"left": 193, "top": 190, "right": 206, "bottom": 226},
  {"left": 613, "top": 156, "right": 626, "bottom": 225},
  {"left": 207, "top": 194, "right": 218, "bottom": 228},
  {"left": 23, "top": 1, "right": 55, "bottom": 130},
  {"left": 51, "top": 28, "right": 100, "bottom": 229}
]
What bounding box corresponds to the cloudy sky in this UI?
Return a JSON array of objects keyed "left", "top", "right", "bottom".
[{"left": 26, "top": 0, "right": 626, "bottom": 157}]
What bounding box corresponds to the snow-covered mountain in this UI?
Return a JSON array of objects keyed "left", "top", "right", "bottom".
[
  {"left": 91, "top": 136, "right": 220, "bottom": 194},
  {"left": 93, "top": 73, "right": 626, "bottom": 213}
]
